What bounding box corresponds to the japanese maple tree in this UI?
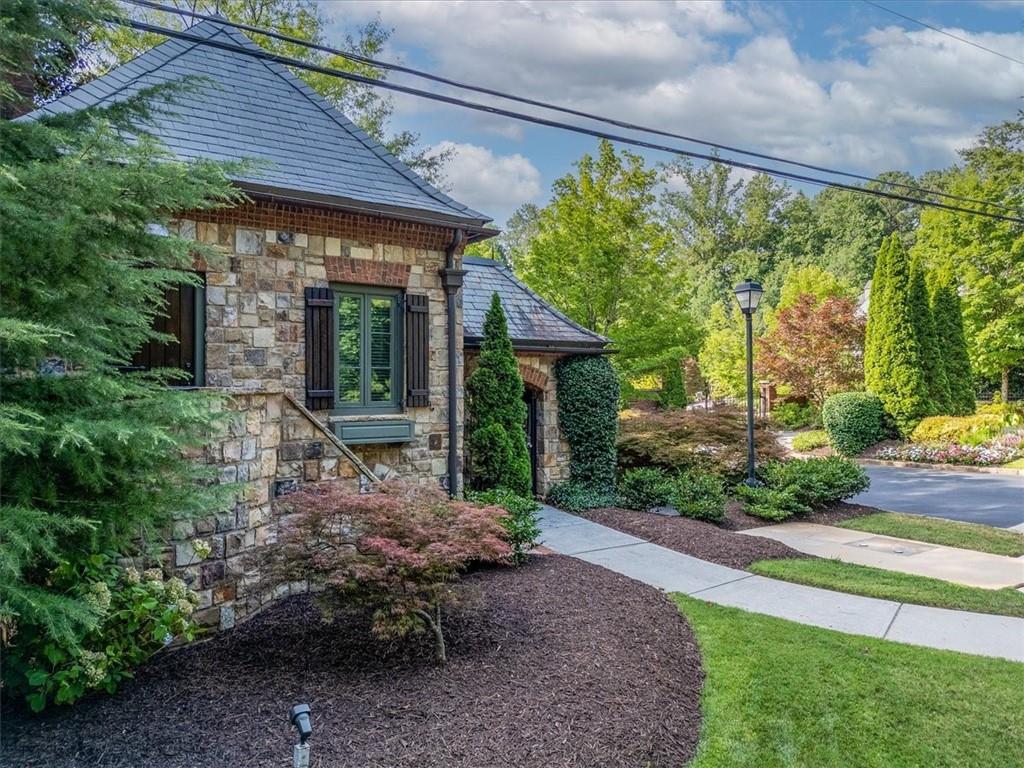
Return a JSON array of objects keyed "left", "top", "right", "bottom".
[
  {"left": 759, "top": 294, "right": 865, "bottom": 407},
  {"left": 267, "top": 481, "right": 511, "bottom": 663}
]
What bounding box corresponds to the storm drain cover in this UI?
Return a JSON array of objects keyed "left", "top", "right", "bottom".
[{"left": 846, "top": 536, "right": 937, "bottom": 557}]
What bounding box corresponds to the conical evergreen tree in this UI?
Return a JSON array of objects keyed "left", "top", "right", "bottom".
[
  {"left": 465, "top": 293, "right": 532, "bottom": 495},
  {"left": 863, "top": 236, "right": 931, "bottom": 434},
  {"left": 930, "top": 276, "right": 976, "bottom": 415},
  {"left": 909, "top": 254, "right": 950, "bottom": 414}
]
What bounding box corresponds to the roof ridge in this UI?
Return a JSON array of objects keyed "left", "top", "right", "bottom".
[
  {"left": 210, "top": 20, "right": 486, "bottom": 222},
  {"left": 466, "top": 257, "right": 609, "bottom": 344}
]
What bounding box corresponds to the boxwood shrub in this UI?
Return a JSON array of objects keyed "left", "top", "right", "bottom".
[
  {"left": 822, "top": 392, "right": 889, "bottom": 456},
  {"left": 791, "top": 430, "right": 830, "bottom": 452},
  {"left": 668, "top": 470, "right": 726, "bottom": 523},
  {"left": 618, "top": 467, "right": 673, "bottom": 511}
]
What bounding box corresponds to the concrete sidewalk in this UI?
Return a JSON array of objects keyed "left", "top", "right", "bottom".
[
  {"left": 538, "top": 505, "right": 1024, "bottom": 662},
  {"left": 740, "top": 522, "right": 1024, "bottom": 590}
]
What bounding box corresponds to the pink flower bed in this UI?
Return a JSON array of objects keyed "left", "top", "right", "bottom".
[{"left": 876, "top": 435, "right": 1021, "bottom": 467}]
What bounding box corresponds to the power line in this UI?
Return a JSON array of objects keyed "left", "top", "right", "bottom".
[
  {"left": 121, "top": 0, "right": 1013, "bottom": 213},
  {"left": 861, "top": 0, "right": 1024, "bottom": 67},
  {"left": 105, "top": 15, "right": 1024, "bottom": 225}
]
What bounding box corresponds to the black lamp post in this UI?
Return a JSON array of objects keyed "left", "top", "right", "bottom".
[{"left": 734, "top": 279, "right": 764, "bottom": 487}]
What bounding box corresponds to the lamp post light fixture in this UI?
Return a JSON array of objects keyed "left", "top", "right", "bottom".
[{"left": 733, "top": 279, "right": 764, "bottom": 487}]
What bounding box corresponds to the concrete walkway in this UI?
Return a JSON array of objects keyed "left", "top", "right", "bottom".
[
  {"left": 740, "top": 522, "right": 1024, "bottom": 590},
  {"left": 538, "top": 505, "right": 1024, "bottom": 662}
]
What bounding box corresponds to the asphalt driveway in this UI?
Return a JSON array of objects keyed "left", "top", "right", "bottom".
[{"left": 854, "top": 465, "right": 1024, "bottom": 529}]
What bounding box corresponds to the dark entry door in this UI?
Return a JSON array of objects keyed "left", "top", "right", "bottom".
[{"left": 523, "top": 388, "right": 539, "bottom": 494}]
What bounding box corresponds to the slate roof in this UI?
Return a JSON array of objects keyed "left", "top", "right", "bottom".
[
  {"left": 27, "top": 19, "right": 490, "bottom": 229},
  {"left": 462, "top": 257, "right": 609, "bottom": 353}
]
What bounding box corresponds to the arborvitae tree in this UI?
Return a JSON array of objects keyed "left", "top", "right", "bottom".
[
  {"left": 909, "top": 254, "right": 950, "bottom": 414},
  {"left": 1, "top": 0, "right": 239, "bottom": 649},
  {"left": 465, "top": 293, "right": 532, "bottom": 496},
  {"left": 930, "top": 276, "right": 976, "bottom": 415},
  {"left": 863, "top": 236, "right": 931, "bottom": 434}
]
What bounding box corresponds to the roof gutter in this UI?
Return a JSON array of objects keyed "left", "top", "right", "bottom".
[
  {"left": 464, "top": 337, "right": 613, "bottom": 355},
  {"left": 441, "top": 228, "right": 467, "bottom": 497}
]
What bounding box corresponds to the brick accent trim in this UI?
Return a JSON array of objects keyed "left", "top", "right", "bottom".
[
  {"left": 182, "top": 199, "right": 460, "bottom": 252},
  {"left": 519, "top": 363, "right": 550, "bottom": 392},
  {"left": 325, "top": 257, "right": 411, "bottom": 288}
]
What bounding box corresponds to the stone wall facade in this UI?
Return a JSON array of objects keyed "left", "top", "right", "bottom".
[
  {"left": 464, "top": 350, "right": 572, "bottom": 496},
  {"left": 169, "top": 200, "right": 465, "bottom": 628}
]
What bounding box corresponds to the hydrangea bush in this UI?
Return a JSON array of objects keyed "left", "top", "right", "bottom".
[{"left": 3, "top": 556, "right": 200, "bottom": 711}]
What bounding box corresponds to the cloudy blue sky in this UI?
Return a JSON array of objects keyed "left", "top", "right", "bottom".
[{"left": 324, "top": 1, "right": 1024, "bottom": 225}]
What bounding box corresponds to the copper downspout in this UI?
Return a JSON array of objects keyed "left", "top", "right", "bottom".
[{"left": 440, "top": 228, "right": 467, "bottom": 497}]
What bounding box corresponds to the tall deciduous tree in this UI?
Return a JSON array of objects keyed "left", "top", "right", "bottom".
[
  {"left": 913, "top": 114, "right": 1024, "bottom": 402},
  {"left": 520, "top": 140, "right": 698, "bottom": 394},
  {"left": 465, "top": 294, "right": 531, "bottom": 496},
  {"left": 698, "top": 303, "right": 748, "bottom": 400},
  {"left": 759, "top": 295, "right": 864, "bottom": 407},
  {"left": 1, "top": 0, "right": 237, "bottom": 647},
  {"left": 929, "top": 275, "right": 975, "bottom": 415},
  {"left": 97, "top": 0, "right": 450, "bottom": 183},
  {"left": 864, "top": 235, "right": 931, "bottom": 434}
]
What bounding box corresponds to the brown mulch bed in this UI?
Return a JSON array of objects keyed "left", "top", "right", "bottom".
[
  {"left": 1, "top": 556, "right": 703, "bottom": 768},
  {"left": 799, "top": 501, "right": 883, "bottom": 526},
  {"left": 578, "top": 507, "right": 810, "bottom": 569}
]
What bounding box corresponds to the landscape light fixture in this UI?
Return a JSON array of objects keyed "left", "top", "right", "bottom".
[
  {"left": 290, "top": 703, "right": 312, "bottom": 768},
  {"left": 733, "top": 279, "right": 763, "bottom": 487}
]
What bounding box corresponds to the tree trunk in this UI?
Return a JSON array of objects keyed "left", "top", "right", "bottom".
[
  {"left": 1002, "top": 368, "right": 1010, "bottom": 403},
  {"left": 416, "top": 606, "right": 446, "bottom": 664}
]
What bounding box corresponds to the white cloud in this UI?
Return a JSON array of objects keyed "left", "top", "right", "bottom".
[
  {"left": 329, "top": 2, "right": 1022, "bottom": 179},
  {"left": 430, "top": 141, "right": 542, "bottom": 221}
]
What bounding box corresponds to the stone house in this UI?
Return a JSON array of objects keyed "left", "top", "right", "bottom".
[{"left": 31, "top": 19, "right": 608, "bottom": 628}]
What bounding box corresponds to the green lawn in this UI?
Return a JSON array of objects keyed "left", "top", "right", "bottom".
[
  {"left": 749, "top": 558, "right": 1024, "bottom": 617},
  {"left": 837, "top": 512, "right": 1024, "bottom": 556},
  {"left": 675, "top": 595, "right": 1024, "bottom": 768},
  {"left": 1003, "top": 457, "right": 1024, "bottom": 469}
]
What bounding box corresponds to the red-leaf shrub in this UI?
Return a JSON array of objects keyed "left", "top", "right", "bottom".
[{"left": 266, "top": 481, "right": 511, "bottom": 663}]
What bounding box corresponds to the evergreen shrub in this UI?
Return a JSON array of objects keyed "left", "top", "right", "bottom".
[
  {"left": 465, "top": 488, "right": 541, "bottom": 565},
  {"left": 822, "top": 392, "right": 889, "bottom": 456},
  {"left": 910, "top": 414, "right": 1005, "bottom": 446},
  {"left": 546, "top": 480, "right": 617, "bottom": 513},
  {"left": 466, "top": 293, "right": 532, "bottom": 496},
  {"left": 791, "top": 430, "right": 830, "bottom": 452},
  {"left": 554, "top": 355, "right": 620, "bottom": 492},
  {"left": 618, "top": 467, "right": 674, "bottom": 511},
  {"left": 770, "top": 401, "right": 821, "bottom": 430},
  {"left": 668, "top": 470, "right": 726, "bottom": 522}
]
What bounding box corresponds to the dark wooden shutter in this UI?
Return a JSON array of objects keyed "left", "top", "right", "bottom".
[
  {"left": 304, "top": 286, "right": 335, "bottom": 410},
  {"left": 404, "top": 293, "right": 430, "bottom": 408},
  {"left": 129, "top": 284, "right": 198, "bottom": 386}
]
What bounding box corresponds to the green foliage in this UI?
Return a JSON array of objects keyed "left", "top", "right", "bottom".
[
  {"left": 910, "top": 414, "right": 1006, "bottom": 446},
  {"left": 763, "top": 457, "right": 870, "bottom": 507},
  {"left": 929, "top": 276, "right": 976, "bottom": 415},
  {"left": 822, "top": 392, "right": 890, "bottom": 456},
  {"left": 465, "top": 294, "right": 531, "bottom": 496},
  {"left": 668, "top": 470, "right": 726, "bottom": 523},
  {"left": 790, "top": 430, "right": 830, "bottom": 452},
  {"left": 3, "top": 556, "right": 200, "bottom": 710},
  {"left": 909, "top": 254, "right": 950, "bottom": 413},
  {"left": 465, "top": 488, "right": 541, "bottom": 565},
  {"left": 698, "top": 303, "right": 748, "bottom": 399},
  {"left": 774, "top": 265, "right": 854, "bottom": 312},
  {"left": 977, "top": 400, "right": 1024, "bottom": 427},
  {"left": 517, "top": 139, "right": 701, "bottom": 388},
  {"left": 770, "top": 401, "right": 821, "bottom": 430},
  {"left": 912, "top": 114, "right": 1024, "bottom": 402},
  {"left": 734, "top": 485, "right": 808, "bottom": 521},
  {"left": 0, "top": 1, "right": 237, "bottom": 677},
  {"left": 618, "top": 407, "right": 787, "bottom": 480},
  {"left": 617, "top": 467, "right": 674, "bottom": 511},
  {"left": 863, "top": 235, "right": 932, "bottom": 434},
  {"left": 545, "top": 480, "right": 617, "bottom": 514},
  {"left": 554, "top": 355, "right": 620, "bottom": 493},
  {"left": 659, "top": 360, "right": 688, "bottom": 408}
]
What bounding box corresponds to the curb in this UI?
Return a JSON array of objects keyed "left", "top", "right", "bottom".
[{"left": 856, "top": 458, "right": 1024, "bottom": 477}]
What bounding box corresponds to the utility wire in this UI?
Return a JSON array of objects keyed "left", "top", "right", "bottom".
[
  {"left": 106, "top": 15, "right": 1024, "bottom": 225},
  {"left": 861, "top": 0, "right": 1024, "bottom": 67},
  {"left": 121, "top": 0, "right": 1013, "bottom": 213}
]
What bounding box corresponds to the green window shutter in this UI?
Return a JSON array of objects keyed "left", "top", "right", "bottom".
[
  {"left": 404, "top": 293, "right": 430, "bottom": 408},
  {"left": 304, "top": 286, "right": 335, "bottom": 410}
]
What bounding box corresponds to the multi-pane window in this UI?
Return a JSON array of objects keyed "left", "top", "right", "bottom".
[{"left": 335, "top": 286, "right": 403, "bottom": 413}]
